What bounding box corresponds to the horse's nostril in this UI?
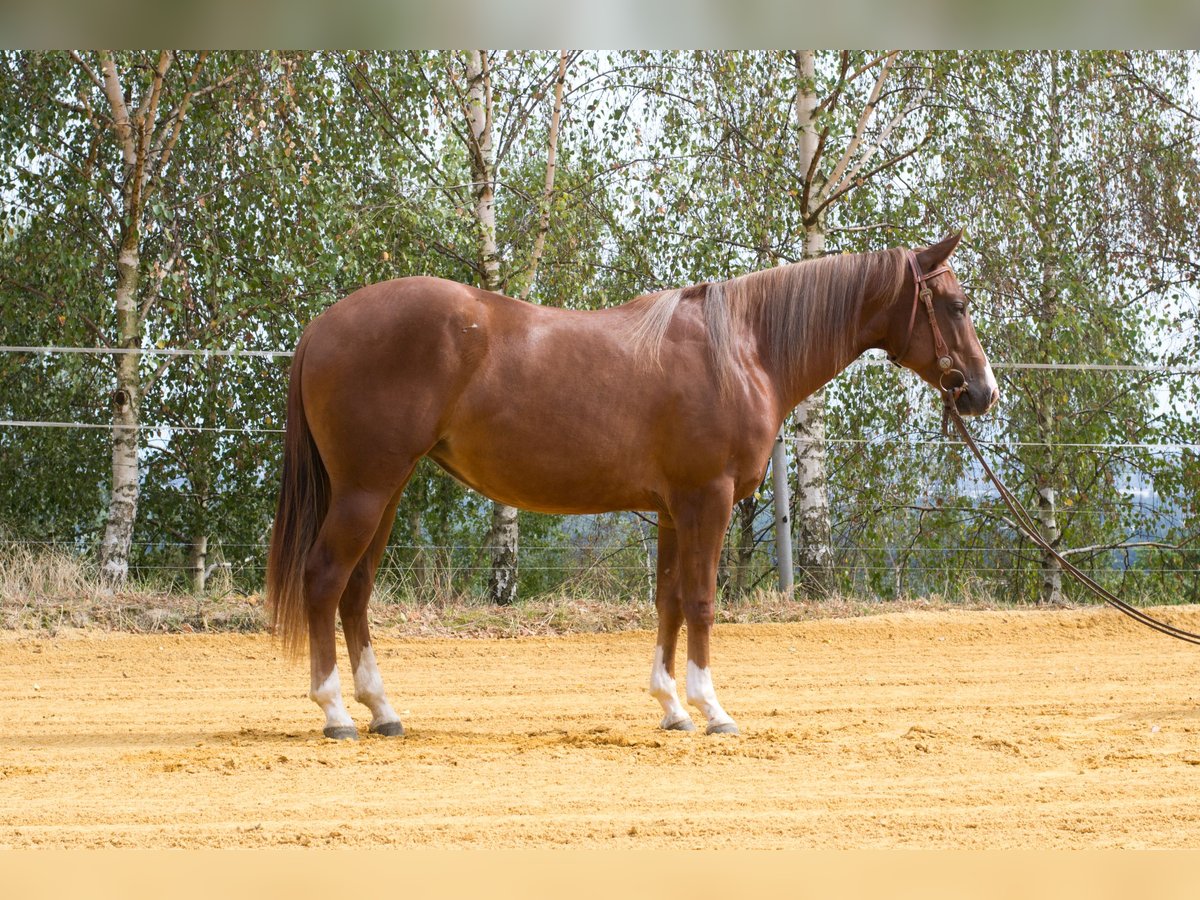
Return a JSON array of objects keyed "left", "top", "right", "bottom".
[{"left": 989, "top": 387, "right": 1000, "bottom": 408}]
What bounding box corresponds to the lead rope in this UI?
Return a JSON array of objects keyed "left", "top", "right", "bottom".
[{"left": 940, "top": 393, "right": 1200, "bottom": 645}]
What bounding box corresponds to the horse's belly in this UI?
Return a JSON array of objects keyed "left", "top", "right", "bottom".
[{"left": 427, "top": 428, "right": 658, "bottom": 515}]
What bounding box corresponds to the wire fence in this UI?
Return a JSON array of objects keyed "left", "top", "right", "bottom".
[
  {"left": 5, "top": 532, "right": 1197, "bottom": 596},
  {"left": 4, "top": 344, "right": 1200, "bottom": 373},
  {"left": 3, "top": 418, "right": 1198, "bottom": 449},
  {"left": 3, "top": 343, "right": 1198, "bottom": 605},
  {"left": 4, "top": 344, "right": 1198, "bottom": 446}
]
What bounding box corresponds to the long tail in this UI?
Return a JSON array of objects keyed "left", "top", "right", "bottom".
[{"left": 265, "top": 333, "right": 328, "bottom": 658}]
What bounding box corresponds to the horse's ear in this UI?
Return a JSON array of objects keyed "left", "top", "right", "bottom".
[{"left": 915, "top": 230, "right": 963, "bottom": 271}]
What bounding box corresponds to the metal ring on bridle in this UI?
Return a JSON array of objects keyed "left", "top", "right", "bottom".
[{"left": 939, "top": 367, "right": 966, "bottom": 396}]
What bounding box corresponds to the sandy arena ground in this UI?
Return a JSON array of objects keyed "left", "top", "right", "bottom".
[{"left": 3, "top": 607, "right": 1200, "bottom": 848}]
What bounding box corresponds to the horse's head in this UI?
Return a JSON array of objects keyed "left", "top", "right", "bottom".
[{"left": 885, "top": 232, "right": 998, "bottom": 417}]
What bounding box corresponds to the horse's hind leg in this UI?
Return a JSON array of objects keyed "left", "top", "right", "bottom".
[
  {"left": 649, "top": 517, "right": 695, "bottom": 731},
  {"left": 305, "top": 489, "right": 393, "bottom": 740},
  {"left": 340, "top": 490, "right": 406, "bottom": 736}
]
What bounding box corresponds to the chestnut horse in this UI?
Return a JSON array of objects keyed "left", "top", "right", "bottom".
[{"left": 266, "top": 232, "right": 998, "bottom": 739}]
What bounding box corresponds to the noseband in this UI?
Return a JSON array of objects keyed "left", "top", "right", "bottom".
[{"left": 889, "top": 251, "right": 967, "bottom": 402}]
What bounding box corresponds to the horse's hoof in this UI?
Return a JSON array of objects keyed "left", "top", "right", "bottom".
[
  {"left": 706, "top": 722, "right": 740, "bottom": 736},
  {"left": 323, "top": 725, "right": 358, "bottom": 740},
  {"left": 369, "top": 720, "right": 405, "bottom": 737},
  {"left": 662, "top": 717, "right": 696, "bottom": 732}
]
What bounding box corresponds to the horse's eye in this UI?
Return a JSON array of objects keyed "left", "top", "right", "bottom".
[{"left": 951, "top": 301, "right": 967, "bottom": 317}]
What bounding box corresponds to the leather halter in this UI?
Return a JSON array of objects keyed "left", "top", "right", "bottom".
[{"left": 889, "top": 250, "right": 966, "bottom": 398}]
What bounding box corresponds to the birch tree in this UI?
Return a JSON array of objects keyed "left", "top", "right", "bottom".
[
  {"left": 461, "top": 50, "right": 569, "bottom": 604},
  {"left": 87, "top": 51, "right": 177, "bottom": 584},
  {"left": 0, "top": 52, "right": 243, "bottom": 584},
  {"left": 459, "top": 50, "right": 518, "bottom": 604},
  {"left": 786, "top": 50, "right": 937, "bottom": 595},
  {"left": 342, "top": 50, "right": 572, "bottom": 604}
]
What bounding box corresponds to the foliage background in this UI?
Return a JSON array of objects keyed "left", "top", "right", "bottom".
[{"left": 2, "top": 50, "right": 1198, "bottom": 606}]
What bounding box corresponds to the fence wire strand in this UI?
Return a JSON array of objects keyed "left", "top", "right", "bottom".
[{"left": 4, "top": 345, "right": 1200, "bottom": 374}]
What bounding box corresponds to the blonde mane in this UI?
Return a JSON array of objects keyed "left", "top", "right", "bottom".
[{"left": 627, "top": 248, "right": 908, "bottom": 392}]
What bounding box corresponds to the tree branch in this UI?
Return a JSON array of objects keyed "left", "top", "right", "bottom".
[
  {"left": 519, "top": 50, "right": 569, "bottom": 301},
  {"left": 1060, "top": 537, "right": 1199, "bottom": 559},
  {"left": 496, "top": 51, "right": 581, "bottom": 166},
  {"left": 68, "top": 50, "right": 105, "bottom": 93},
  {"left": 96, "top": 51, "right": 137, "bottom": 171},
  {"left": 136, "top": 51, "right": 172, "bottom": 191},
  {"left": 810, "top": 138, "right": 927, "bottom": 221},
  {"left": 827, "top": 81, "right": 930, "bottom": 201},
  {"left": 899, "top": 503, "right": 1025, "bottom": 536},
  {"left": 134, "top": 49, "right": 170, "bottom": 128},
  {"left": 813, "top": 50, "right": 850, "bottom": 115},
  {"left": 849, "top": 51, "right": 899, "bottom": 84},
  {"left": 150, "top": 52, "right": 210, "bottom": 191},
  {"left": 817, "top": 50, "right": 897, "bottom": 205}
]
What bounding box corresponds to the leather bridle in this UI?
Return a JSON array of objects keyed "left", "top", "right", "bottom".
[
  {"left": 944, "top": 397, "right": 1200, "bottom": 645},
  {"left": 884, "top": 248, "right": 1200, "bottom": 643},
  {"left": 896, "top": 247, "right": 1200, "bottom": 645},
  {"left": 889, "top": 251, "right": 967, "bottom": 404}
]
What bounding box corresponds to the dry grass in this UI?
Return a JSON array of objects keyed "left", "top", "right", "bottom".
[
  {"left": 0, "top": 543, "right": 1072, "bottom": 639},
  {"left": 0, "top": 543, "right": 95, "bottom": 602},
  {"left": 0, "top": 543, "right": 264, "bottom": 635}
]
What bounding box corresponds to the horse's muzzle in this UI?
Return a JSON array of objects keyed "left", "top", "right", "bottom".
[{"left": 956, "top": 381, "right": 999, "bottom": 417}]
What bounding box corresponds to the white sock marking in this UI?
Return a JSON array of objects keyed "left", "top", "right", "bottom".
[
  {"left": 310, "top": 665, "right": 354, "bottom": 730},
  {"left": 353, "top": 644, "right": 401, "bottom": 729},
  {"left": 649, "top": 645, "right": 692, "bottom": 729},
  {"left": 686, "top": 660, "right": 735, "bottom": 728}
]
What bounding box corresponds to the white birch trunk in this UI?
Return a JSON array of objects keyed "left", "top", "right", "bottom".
[
  {"left": 789, "top": 50, "right": 835, "bottom": 596},
  {"left": 98, "top": 235, "right": 142, "bottom": 586},
  {"left": 795, "top": 50, "right": 820, "bottom": 180},
  {"left": 93, "top": 53, "right": 147, "bottom": 588},
  {"left": 793, "top": 381, "right": 833, "bottom": 595},
  {"left": 466, "top": 51, "right": 502, "bottom": 292},
  {"left": 1035, "top": 405, "right": 1064, "bottom": 605},
  {"left": 1036, "top": 53, "right": 1065, "bottom": 606},
  {"left": 465, "top": 50, "right": 519, "bottom": 605},
  {"left": 487, "top": 503, "right": 519, "bottom": 605},
  {"left": 189, "top": 533, "right": 209, "bottom": 595}
]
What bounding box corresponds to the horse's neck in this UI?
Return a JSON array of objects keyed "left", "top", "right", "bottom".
[
  {"left": 776, "top": 351, "right": 855, "bottom": 413},
  {"left": 759, "top": 315, "right": 868, "bottom": 416}
]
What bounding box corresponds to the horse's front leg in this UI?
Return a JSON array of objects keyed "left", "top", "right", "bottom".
[
  {"left": 671, "top": 483, "right": 739, "bottom": 735},
  {"left": 648, "top": 516, "right": 694, "bottom": 731}
]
